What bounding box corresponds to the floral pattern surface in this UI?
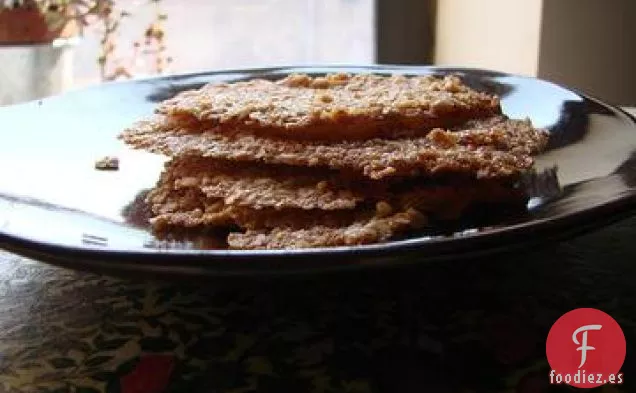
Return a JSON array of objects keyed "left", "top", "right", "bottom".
[{"left": 1, "top": 214, "right": 636, "bottom": 393}]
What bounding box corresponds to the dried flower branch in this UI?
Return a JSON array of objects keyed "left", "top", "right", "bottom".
[{"left": 0, "top": 0, "right": 171, "bottom": 82}]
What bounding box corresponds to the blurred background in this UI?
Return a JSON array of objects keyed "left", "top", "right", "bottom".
[
  {"left": 0, "top": 0, "right": 634, "bottom": 106},
  {"left": 73, "top": 0, "right": 376, "bottom": 87}
]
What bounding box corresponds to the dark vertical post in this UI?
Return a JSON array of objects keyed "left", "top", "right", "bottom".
[{"left": 375, "top": 0, "right": 436, "bottom": 64}]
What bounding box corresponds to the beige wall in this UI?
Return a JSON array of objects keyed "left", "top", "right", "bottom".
[
  {"left": 434, "top": 0, "right": 544, "bottom": 76},
  {"left": 434, "top": 0, "right": 636, "bottom": 105}
]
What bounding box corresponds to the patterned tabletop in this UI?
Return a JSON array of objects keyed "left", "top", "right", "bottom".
[
  {"left": 0, "top": 109, "right": 635, "bottom": 393},
  {"left": 1, "top": 217, "right": 635, "bottom": 393}
]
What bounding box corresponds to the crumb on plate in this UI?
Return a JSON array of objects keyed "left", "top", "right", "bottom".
[{"left": 95, "top": 156, "right": 119, "bottom": 170}]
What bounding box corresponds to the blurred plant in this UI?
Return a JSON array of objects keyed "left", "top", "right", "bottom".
[{"left": 0, "top": 0, "right": 171, "bottom": 81}]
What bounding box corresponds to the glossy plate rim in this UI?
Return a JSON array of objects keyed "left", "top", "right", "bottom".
[{"left": 1, "top": 64, "right": 636, "bottom": 277}]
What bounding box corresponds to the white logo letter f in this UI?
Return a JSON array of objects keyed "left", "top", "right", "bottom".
[{"left": 572, "top": 324, "right": 602, "bottom": 368}]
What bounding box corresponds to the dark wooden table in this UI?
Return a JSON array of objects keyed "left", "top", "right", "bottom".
[
  {"left": 1, "top": 109, "right": 635, "bottom": 393},
  {"left": 1, "top": 212, "right": 636, "bottom": 393}
]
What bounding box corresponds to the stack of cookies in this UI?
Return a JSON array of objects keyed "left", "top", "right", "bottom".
[{"left": 120, "top": 73, "right": 549, "bottom": 249}]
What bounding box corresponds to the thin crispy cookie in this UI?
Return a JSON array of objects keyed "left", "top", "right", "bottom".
[
  {"left": 224, "top": 182, "right": 528, "bottom": 250},
  {"left": 156, "top": 73, "right": 501, "bottom": 141},
  {"left": 148, "top": 170, "right": 527, "bottom": 233},
  {"left": 161, "top": 155, "right": 364, "bottom": 210},
  {"left": 227, "top": 209, "right": 427, "bottom": 250},
  {"left": 147, "top": 176, "right": 361, "bottom": 231},
  {"left": 120, "top": 115, "right": 547, "bottom": 180},
  {"left": 146, "top": 185, "right": 236, "bottom": 230}
]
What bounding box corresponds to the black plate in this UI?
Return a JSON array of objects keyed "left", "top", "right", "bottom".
[{"left": 1, "top": 65, "right": 635, "bottom": 278}]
